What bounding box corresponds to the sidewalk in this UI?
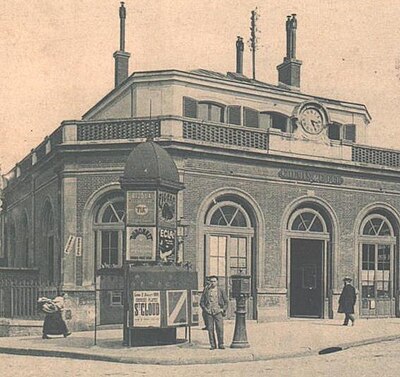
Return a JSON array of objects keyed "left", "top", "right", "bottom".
[{"left": 0, "top": 318, "right": 400, "bottom": 365}]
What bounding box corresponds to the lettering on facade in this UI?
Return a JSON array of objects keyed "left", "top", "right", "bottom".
[{"left": 278, "top": 169, "right": 344, "bottom": 185}]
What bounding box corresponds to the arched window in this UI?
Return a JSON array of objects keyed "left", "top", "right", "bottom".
[
  {"left": 94, "top": 194, "right": 125, "bottom": 269},
  {"left": 204, "top": 199, "right": 254, "bottom": 317},
  {"left": 21, "top": 213, "right": 29, "bottom": 267},
  {"left": 288, "top": 209, "right": 327, "bottom": 234},
  {"left": 359, "top": 214, "right": 396, "bottom": 317},
  {"left": 42, "top": 203, "right": 55, "bottom": 283}
]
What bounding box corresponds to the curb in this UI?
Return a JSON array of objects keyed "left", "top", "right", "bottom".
[{"left": 0, "top": 334, "right": 399, "bottom": 365}]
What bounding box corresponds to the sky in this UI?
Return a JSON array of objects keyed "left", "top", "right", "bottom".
[{"left": 1, "top": 0, "right": 400, "bottom": 173}]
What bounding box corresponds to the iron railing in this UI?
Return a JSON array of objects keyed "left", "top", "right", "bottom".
[{"left": 0, "top": 280, "right": 59, "bottom": 319}]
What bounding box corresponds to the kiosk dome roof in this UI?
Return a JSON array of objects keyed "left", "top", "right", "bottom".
[{"left": 123, "top": 141, "right": 180, "bottom": 184}]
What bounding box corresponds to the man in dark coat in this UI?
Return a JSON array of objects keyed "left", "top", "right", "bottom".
[
  {"left": 200, "top": 275, "right": 228, "bottom": 350},
  {"left": 338, "top": 277, "right": 357, "bottom": 326}
]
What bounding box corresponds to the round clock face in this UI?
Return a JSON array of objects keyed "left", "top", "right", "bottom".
[{"left": 300, "top": 108, "right": 324, "bottom": 134}]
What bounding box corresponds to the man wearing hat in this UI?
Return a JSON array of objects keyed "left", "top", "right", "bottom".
[{"left": 338, "top": 277, "right": 357, "bottom": 326}]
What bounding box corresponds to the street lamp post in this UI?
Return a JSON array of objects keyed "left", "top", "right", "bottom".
[{"left": 230, "top": 274, "right": 251, "bottom": 348}]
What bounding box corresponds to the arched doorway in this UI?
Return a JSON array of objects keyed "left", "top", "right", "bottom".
[
  {"left": 203, "top": 197, "right": 256, "bottom": 319},
  {"left": 359, "top": 213, "right": 397, "bottom": 317},
  {"left": 287, "top": 206, "right": 332, "bottom": 318}
]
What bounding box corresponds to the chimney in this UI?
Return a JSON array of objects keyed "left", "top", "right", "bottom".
[
  {"left": 277, "top": 14, "right": 302, "bottom": 89},
  {"left": 236, "top": 36, "right": 244, "bottom": 74},
  {"left": 113, "top": 2, "right": 131, "bottom": 87}
]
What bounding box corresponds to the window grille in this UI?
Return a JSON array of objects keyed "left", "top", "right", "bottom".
[
  {"left": 352, "top": 146, "right": 400, "bottom": 168},
  {"left": 183, "top": 121, "right": 268, "bottom": 150},
  {"left": 77, "top": 120, "right": 161, "bottom": 141}
]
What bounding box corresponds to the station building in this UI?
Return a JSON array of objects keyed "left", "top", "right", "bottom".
[{"left": 1, "top": 6, "right": 400, "bottom": 328}]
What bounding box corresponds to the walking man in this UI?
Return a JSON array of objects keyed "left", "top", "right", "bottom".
[
  {"left": 200, "top": 275, "right": 228, "bottom": 350},
  {"left": 338, "top": 277, "right": 357, "bottom": 326}
]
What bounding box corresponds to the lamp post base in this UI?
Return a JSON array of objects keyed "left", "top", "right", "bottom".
[{"left": 230, "top": 295, "right": 250, "bottom": 348}]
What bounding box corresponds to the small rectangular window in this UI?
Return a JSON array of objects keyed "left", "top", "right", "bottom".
[
  {"left": 328, "top": 123, "right": 341, "bottom": 140},
  {"left": 344, "top": 124, "right": 356, "bottom": 142},
  {"left": 228, "top": 106, "right": 241, "bottom": 125},
  {"left": 183, "top": 97, "right": 197, "bottom": 118},
  {"left": 243, "top": 107, "right": 259, "bottom": 128},
  {"left": 110, "top": 291, "right": 124, "bottom": 306}
]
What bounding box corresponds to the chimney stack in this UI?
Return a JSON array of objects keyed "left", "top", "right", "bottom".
[
  {"left": 277, "top": 14, "right": 302, "bottom": 89},
  {"left": 113, "top": 2, "right": 131, "bottom": 87},
  {"left": 236, "top": 36, "right": 244, "bottom": 74}
]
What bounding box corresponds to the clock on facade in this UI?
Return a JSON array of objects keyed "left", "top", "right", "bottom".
[{"left": 299, "top": 107, "right": 324, "bottom": 135}]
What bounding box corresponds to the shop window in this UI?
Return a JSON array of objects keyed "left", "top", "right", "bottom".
[
  {"left": 94, "top": 195, "right": 125, "bottom": 269},
  {"left": 243, "top": 107, "right": 259, "bottom": 128}
]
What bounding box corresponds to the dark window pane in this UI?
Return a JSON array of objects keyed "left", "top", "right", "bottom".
[
  {"left": 244, "top": 108, "right": 259, "bottom": 128},
  {"left": 198, "top": 103, "right": 209, "bottom": 121},
  {"left": 183, "top": 97, "right": 197, "bottom": 118},
  {"left": 344, "top": 124, "right": 356, "bottom": 142},
  {"left": 228, "top": 106, "right": 241, "bottom": 125},
  {"left": 271, "top": 114, "right": 288, "bottom": 132},
  {"left": 210, "top": 104, "right": 224, "bottom": 122},
  {"left": 328, "top": 123, "right": 341, "bottom": 140}
]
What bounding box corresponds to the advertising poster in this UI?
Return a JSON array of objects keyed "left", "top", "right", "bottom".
[
  {"left": 133, "top": 291, "right": 161, "bottom": 327},
  {"left": 126, "top": 191, "right": 156, "bottom": 225},
  {"left": 191, "top": 290, "right": 200, "bottom": 325},
  {"left": 158, "top": 227, "right": 176, "bottom": 262},
  {"left": 75, "top": 236, "right": 82, "bottom": 257},
  {"left": 126, "top": 227, "right": 156, "bottom": 261},
  {"left": 158, "top": 191, "right": 176, "bottom": 227},
  {"left": 64, "top": 235, "right": 75, "bottom": 255}
]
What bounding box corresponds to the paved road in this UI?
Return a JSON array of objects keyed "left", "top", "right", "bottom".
[{"left": 1, "top": 339, "right": 400, "bottom": 377}]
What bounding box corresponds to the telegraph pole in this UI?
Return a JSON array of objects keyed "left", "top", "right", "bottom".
[{"left": 249, "top": 9, "right": 260, "bottom": 80}]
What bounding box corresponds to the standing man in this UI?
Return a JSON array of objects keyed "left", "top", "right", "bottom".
[
  {"left": 338, "top": 277, "right": 357, "bottom": 326},
  {"left": 200, "top": 275, "right": 228, "bottom": 350}
]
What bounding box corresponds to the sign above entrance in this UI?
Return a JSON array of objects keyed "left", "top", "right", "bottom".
[{"left": 279, "top": 169, "right": 343, "bottom": 185}]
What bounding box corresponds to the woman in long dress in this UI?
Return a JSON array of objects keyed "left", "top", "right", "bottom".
[{"left": 38, "top": 293, "right": 71, "bottom": 339}]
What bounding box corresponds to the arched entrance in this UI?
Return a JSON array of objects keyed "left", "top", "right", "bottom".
[
  {"left": 286, "top": 205, "right": 333, "bottom": 318},
  {"left": 202, "top": 195, "right": 257, "bottom": 319}
]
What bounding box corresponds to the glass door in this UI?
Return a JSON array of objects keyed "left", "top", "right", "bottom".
[
  {"left": 206, "top": 234, "right": 252, "bottom": 318},
  {"left": 361, "top": 243, "right": 394, "bottom": 317}
]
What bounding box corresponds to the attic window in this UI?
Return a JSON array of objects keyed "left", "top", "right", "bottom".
[
  {"left": 198, "top": 102, "right": 225, "bottom": 123},
  {"left": 260, "top": 112, "right": 290, "bottom": 132},
  {"left": 327, "top": 123, "right": 356, "bottom": 142},
  {"left": 243, "top": 107, "right": 259, "bottom": 128}
]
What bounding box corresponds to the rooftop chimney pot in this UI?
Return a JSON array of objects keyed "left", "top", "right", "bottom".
[
  {"left": 236, "top": 36, "right": 244, "bottom": 74},
  {"left": 114, "top": 2, "right": 131, "bottom": 87}
]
